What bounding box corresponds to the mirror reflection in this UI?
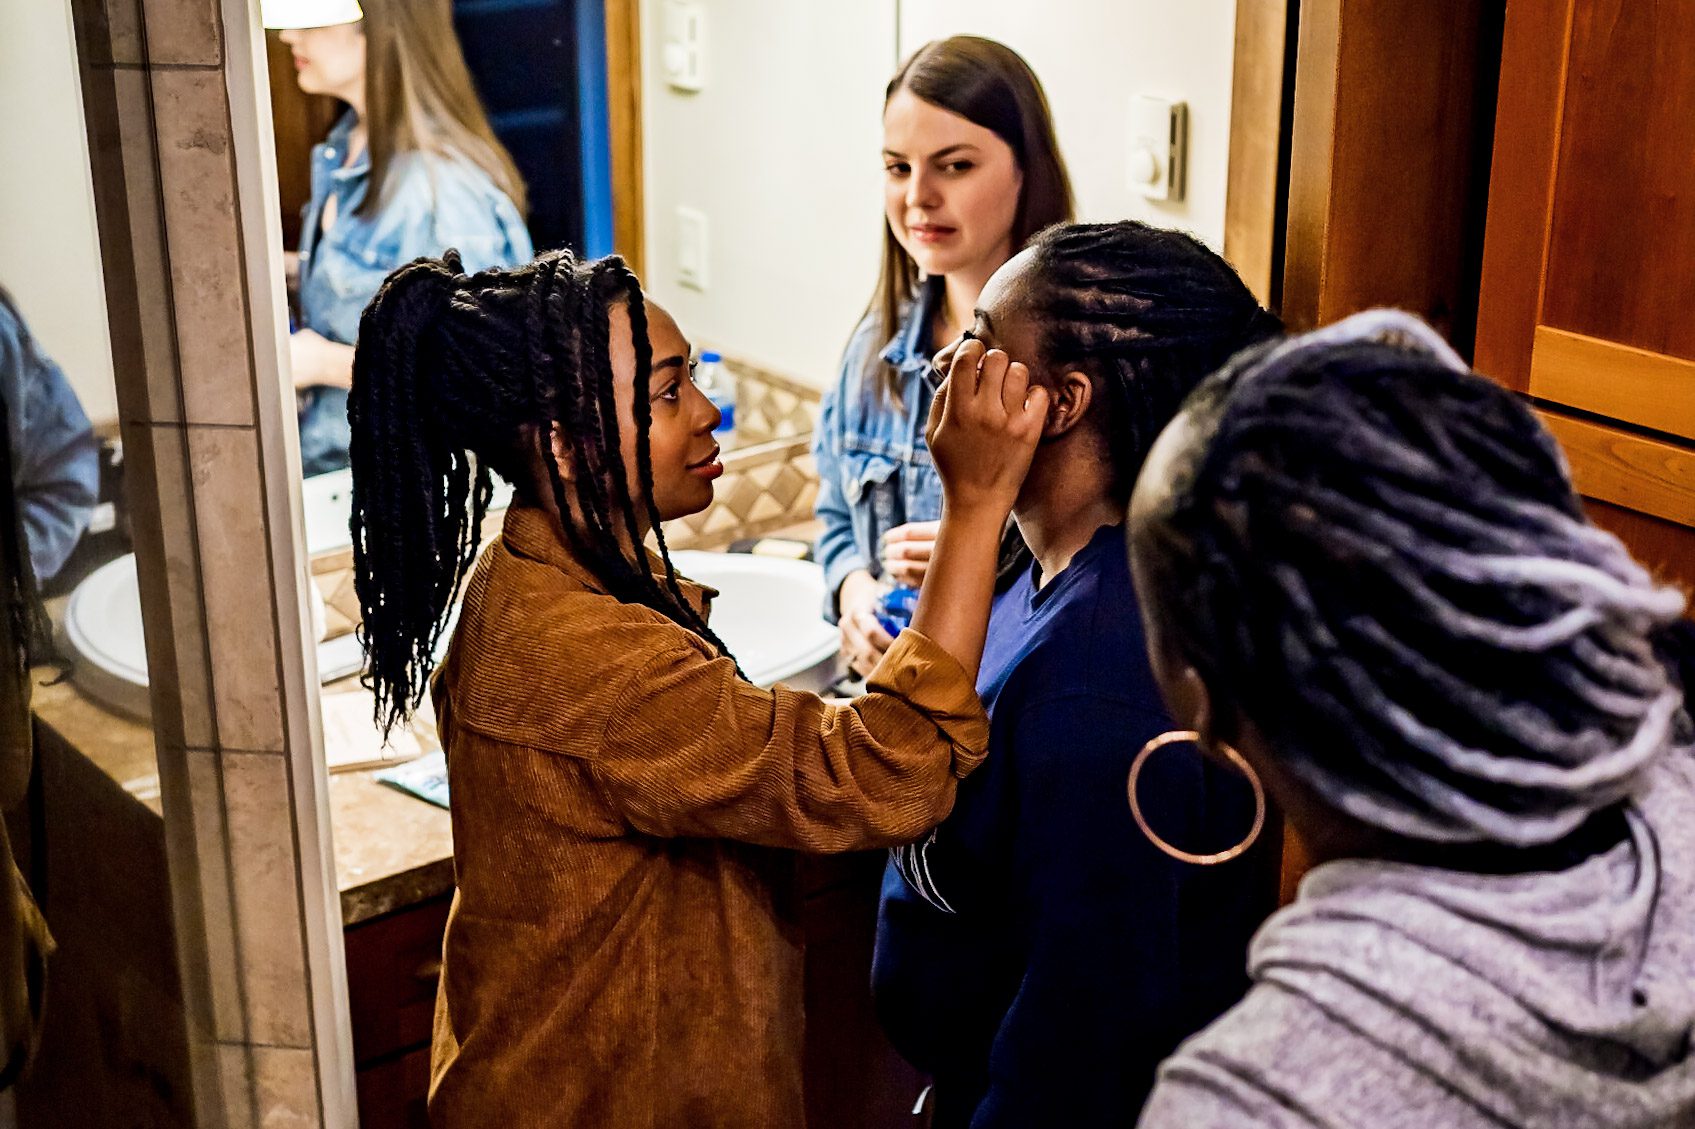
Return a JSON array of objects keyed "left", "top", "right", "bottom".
[{"left": 273, "top": 6, "right": 1270, "bottom": 1127}]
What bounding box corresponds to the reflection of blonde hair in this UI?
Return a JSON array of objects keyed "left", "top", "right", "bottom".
[{"left": 358, "top": 0, "right": 527, "bottom": 216}]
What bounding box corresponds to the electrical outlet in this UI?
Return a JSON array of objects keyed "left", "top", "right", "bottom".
[{"left": 676, "top": 206, "right": 708, "bottom": 290}]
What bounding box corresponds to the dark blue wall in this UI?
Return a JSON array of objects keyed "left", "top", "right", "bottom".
[{"left": 453, "top": 0, "right": 615, "bottom": 257}]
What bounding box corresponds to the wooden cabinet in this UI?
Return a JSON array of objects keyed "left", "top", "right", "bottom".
[
  {"left": 344, "top": 894, "right": 451, "bottom": 1129},
  {"left": 800, "top": 853, "right": 928, "bottom": 1129},
  {"left": 343, "top": 870, "right": 919, "bottom": 1128},
  {"left": 1475, "top": 0, "right": 1695, "bottom": 596}
]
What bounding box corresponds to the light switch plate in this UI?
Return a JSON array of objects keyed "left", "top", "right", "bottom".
[
  {"left": 1128, "top": 95, "right": 1187, "bottom": 202},
  {"left": 676, "top": 206, "right": 708, "bottom": 290},
  {"left": 662, "top": 0, "right": 705, "bottom": 92}
]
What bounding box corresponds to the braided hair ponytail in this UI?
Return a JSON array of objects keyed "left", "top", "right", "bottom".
[
  {"left": 349, "top": 248, "right": 733, "bottom": 736},
  {"left": 1133, "top": 310, "right": 1689, "bottom": 847},
  {"left": 1020, "top": 221, "right": 1282, "bottom": 504}
]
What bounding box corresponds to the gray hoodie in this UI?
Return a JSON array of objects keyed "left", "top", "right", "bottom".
[{"left": 1138, "top": 748, "right": 1695, "bottom": 1129}]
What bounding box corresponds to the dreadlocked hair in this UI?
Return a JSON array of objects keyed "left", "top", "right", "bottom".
[
  {"left": 1135, "top": 320, "right": 1690, "bottom": 847},
  {"left": 349, "top": 247, "right": 736, "bottom": 736},
  {"left": 1022, "top": 221, "right": 1282, "bottom": 505}
]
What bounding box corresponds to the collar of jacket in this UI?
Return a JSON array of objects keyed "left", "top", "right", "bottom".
[
  {"left": 878, "top": 274, "right": 946, "bottom": 385},
  {"left": 501, "top": 505, "right": 715, "bottom": 615}
]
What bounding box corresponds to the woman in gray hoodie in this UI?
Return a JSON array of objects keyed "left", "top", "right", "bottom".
[{"left": 1125, "top": 310, "right": 1695, "bottom": 1129}]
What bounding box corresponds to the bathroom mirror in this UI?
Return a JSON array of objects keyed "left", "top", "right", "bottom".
[{"left": 0, "top": 2, "right": 1286, "bottom": 1124}]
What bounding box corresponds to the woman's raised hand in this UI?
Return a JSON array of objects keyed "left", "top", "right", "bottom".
[
  {"left": 899, "top": 340, "right": 1047, "bottom": 684},
  {"left": 925, "top": 339, "right": 1048, "bottom": 516}
]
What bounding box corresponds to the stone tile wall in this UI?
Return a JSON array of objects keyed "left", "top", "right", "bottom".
[{"left": 65, "top": 0, "right": 352, "bottom": 1123}]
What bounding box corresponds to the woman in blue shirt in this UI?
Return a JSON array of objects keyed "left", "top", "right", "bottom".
[
  {"left": 814, "top": 36, "right": 1073, "bottom": 676},
  {"left": 267, "top": 0, "right": 533, "bottom": 476},
  {"left": 873, "top": 223, "right": 1285, "bottom": 1127}
]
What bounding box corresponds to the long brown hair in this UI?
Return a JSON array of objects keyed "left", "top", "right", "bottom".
[
  {"left": 357, "top": 0, "right": 527, "bottom": 217},
  {"left": 868, "top": 36, "right": 1075, "bottom": 399}
]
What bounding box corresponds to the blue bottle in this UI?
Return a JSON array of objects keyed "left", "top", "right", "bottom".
[
  {"left": 876, "top": 585, "right": 920, "bottom": 639},
  {"left": 696, "top": 351, "right": 736, "bottom": 444}
]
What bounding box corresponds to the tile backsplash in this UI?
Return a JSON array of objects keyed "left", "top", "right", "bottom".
[
  {"left": 315, "top": 355, "right": 824, "bottom": 630},
  {"left": 660, "top": 355, "right": 822, "bottom": 551}
]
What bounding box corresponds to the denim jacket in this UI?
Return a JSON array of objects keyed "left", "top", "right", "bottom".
[
  {"left": 0, "top": 296, "right": 98, "bottom": 583},
  {"left": 813, "top": 276, "right": 945, "bottom": 622},
  {"left": 296, "top": 112, "right": 533, "bottom": 475}
]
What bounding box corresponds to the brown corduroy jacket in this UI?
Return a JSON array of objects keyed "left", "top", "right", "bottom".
[{"left": 427, "top": 507, "right": 990, "bottom": 1127}]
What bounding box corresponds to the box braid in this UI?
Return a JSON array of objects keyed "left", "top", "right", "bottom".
[
  {"left": 1133, "top": 311, "right": 1689, "bottom": 847},
  {"left": 1020, "top": 221, "right": 1283, "bottom": 505},
  {"left": 349, "top": 247, "right": 733, "bottom": 736}
]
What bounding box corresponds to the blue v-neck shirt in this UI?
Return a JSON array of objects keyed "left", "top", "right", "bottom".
[{"left": 873, "top": 522, "right": 1281, "bottom": 1128}]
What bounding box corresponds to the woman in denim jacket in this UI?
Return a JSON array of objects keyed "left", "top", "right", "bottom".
[
  {"left": 815, "top": 36, "right": 1072, "bottom": 677},
  {"left": 268, "top": 0, "right": 533, "bottom": 476}
]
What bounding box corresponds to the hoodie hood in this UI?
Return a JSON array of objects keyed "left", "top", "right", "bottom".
[{"left": 1244, "top": 748, "right": 1695, "bottom": 1127}]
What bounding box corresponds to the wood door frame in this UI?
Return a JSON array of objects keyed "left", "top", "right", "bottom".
[
  {"left": 605, "top": 0, "right": 645, "bottom": 276},
  {"left": 1278, "top": 0, "right": 1503, "bottom": 349},
  {"left": 1472, "top": 0, "right": 1579, "bottom": 392},
  {"left": 1223, "top": 0, "right": 1297, "bottom": 311}
]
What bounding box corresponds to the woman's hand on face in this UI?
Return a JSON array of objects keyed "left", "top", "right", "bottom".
[
  {"left": 838, "top": 569, "right": 894, "bottom": 678},
  {"left": 925, "top": 339, "right": 1047, "bottom": 518},
  {"left": 881, "top": 521, "right": 939, "bottom": 588}
]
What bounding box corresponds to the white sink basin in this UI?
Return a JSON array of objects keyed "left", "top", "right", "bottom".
[
  {"left": 63, "top": 470, "right": 381, "bottom": 719},
  {"left": 669, "top": 550, "right": 839, "bottom": 691},
  {"left": 62, "top": 554, "right": 368, "bottom": 720},
  {"left": 62, "top": 467, "right": 837, "bottom": 718}
]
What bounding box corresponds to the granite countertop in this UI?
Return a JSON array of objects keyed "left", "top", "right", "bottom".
[
  {"left": 34, "top": 521, "right": 827, "bottom": 930},
  {"left": 30, "top": 669, "right": 454, "bottom": 926}
]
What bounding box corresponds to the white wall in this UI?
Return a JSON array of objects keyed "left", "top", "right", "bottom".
[
  {"left": 640, "top": 2, "right": 897, "bottom": 387},
  {"left": 638, "top": 1, "right": 1239, "bottom": 389},
  {"left": 0, "top": 1, "right": 118, "bottom": 425},
  {"left": 899, "top": 1, "right": 1238, "bottom": 250}
]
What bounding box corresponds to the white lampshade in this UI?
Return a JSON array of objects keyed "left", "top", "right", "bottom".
[{"left": 261, "top": 0, "right": 363, "bottom": 30}]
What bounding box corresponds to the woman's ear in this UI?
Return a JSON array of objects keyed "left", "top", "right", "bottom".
[
  {"left": 548, "top": 423, "right": 576, "bottom": 483},
  {"left": 1174, "top": 665, "right": 1250, "bottom": 759},
  {"left": 1167, "top": 664, "right": 1216, "bottom": 742},
  {"left": 1043, "top": 369, "right": 1095, "bottom": 440}
]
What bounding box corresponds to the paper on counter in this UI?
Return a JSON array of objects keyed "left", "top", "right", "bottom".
[{"left": 319, "top": 680, "right": 438, "bottom": 772}]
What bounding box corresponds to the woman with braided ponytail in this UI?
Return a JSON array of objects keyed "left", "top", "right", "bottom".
[
  {"left": 347, "top": 247, "right": 1049, "bottom": 1125},
  {"left": 873, "top": 221, "right": 1284, "bottom": 1126},
  {"left": 1129, "top": 310, "right": 1695, "bottom": 1129}
]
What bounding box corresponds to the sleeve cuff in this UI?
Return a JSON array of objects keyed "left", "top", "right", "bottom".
[
  {"left": 820, "top": 552, "right": 871, "bottom": 624},
  {"left": 866, "top": 629, "right": 990, "bottom": 777}
]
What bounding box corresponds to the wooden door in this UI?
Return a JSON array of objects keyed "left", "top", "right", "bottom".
[{"left": 1475, "top": 0, "right": 1695, "bottom": 597}]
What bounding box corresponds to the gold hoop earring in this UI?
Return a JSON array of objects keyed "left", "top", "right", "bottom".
[{"left": 1128, "top": 730, "right": 1266, "bottom": 866}]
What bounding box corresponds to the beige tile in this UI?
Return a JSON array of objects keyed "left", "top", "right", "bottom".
[
  {"left": 101, "top": 67, "right": 190, "bottom": 428},
  {"left": 182, "top": 749, "right": 245, "bottom": 1043},
  {"left": 186, "top": 425, "right": 288, "bottom": 751},
  {"left": 217, "top": 1043, "right": 321, "bottom": 1129},
  {"left": 142, "top": 0, "right": 223, "bottom": 67},
  {"left": 151, "top": 68, "right": 255, "bottom": 427},
  {"left": 124, "top": 422, "right": 217, "bottom": 749},
  {"left": 78, "top": 67, "right": 150, "bottom": 413},
  {"left": 71, "top": 0, "right": 145, "bottom": 66},
  {"left": 219, "top": 749, "right": 314, "bottom": 1048}
]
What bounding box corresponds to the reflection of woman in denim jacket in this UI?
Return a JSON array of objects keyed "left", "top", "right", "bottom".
[
  {"left": 0, "top": 290, "right": 98, "bottom": 585},
  {"left": 814, "top": 36, "right": 1073, "bottom": 677},
  {"left": 269, "top": 0, "right": 533, "bottom": 476}
]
